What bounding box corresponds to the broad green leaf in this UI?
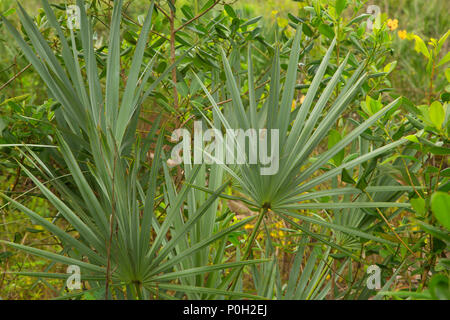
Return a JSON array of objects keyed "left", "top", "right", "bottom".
[
  {"left": 335, "top": 0, "right": 347, "bottom": 16},
  {"left": 431, "top": 192, "right": 450, "bottom": 230},
  {"left": 429, "top": 101, "right": 445, "bottom": 129},
  {"left": 437, "top": 51, "right": 450, "bottom": 67},
  {"left": 328, "top": 129, "right": 344, "bottom": 166},
  {"left": 413, "top": 35, "right": 430, "bottom": 59},
  {"left": 318, "top": 23, "right": 335, "bottom": 39},
  {"left": 411, "top": 197, "right": 426, "bottom": 218},
  {"left": 224, "top": 4, "right": 236, "bottom": 18},
  {"left": 437, "top": 29, "right": 450, "bottom": 53}
]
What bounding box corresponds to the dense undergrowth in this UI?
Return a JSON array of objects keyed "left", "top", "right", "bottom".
[{"left": 0, "top": 0, "right": 448, "bottom": 300}]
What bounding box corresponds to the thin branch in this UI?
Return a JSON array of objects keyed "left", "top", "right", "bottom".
[
  {"left": 154, "top": 2, "right": 171, "bottom": 21},
  {"left": 0, "top": 64, "right": 31, "bottom": 92},
  {"left": 175, "top": 0, "right": 221, "bottom": 33},
  {"left": 99, "top": 0, "right": 169, "bottom": 41}
]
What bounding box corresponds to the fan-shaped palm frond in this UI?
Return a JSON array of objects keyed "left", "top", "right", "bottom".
[{"left": 193, "top": 25, "right": 414, "bottom": 290}]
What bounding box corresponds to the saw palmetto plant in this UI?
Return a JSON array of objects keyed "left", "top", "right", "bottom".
[
  {"left": 0, "top": 0, "right": 442, "bottom": 301},
  {"left": 193, "top": 24, "right": 419, "bottom": 292},
  {"left": 0, "top": 0, "right": 267, "bottom": 299}
]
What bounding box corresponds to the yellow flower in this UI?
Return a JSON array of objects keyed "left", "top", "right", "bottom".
[
  {"left": 398, "top": 30, "right": 407, "bottom": 40},
  {"left": 291, "top": 99, "right": 296, "bottom": 111},
  {"left": 271, "top": 10, "right": 279, "bottom": 17},
  {"left": 244, "top": 223, "right": 254, "bottom": 230},
  {"left": 387, "top": 19, "right": 399, "bottom": 31},
  {"left": 326, "top": 274, "right": 331, "bottom": 280}
]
